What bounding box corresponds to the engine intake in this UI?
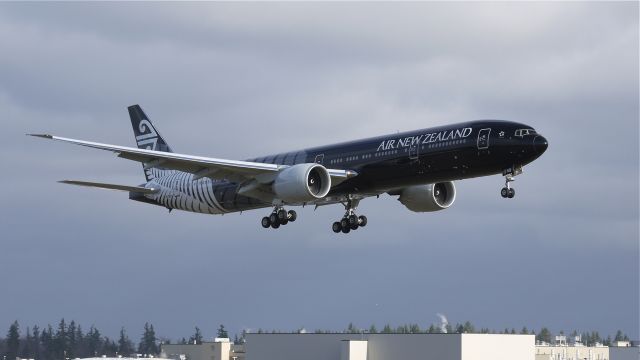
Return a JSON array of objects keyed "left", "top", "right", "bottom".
[
  {"left": 398, "top": 182, "right": 456, "bottom": 212},
  {"left": 273, "top": 163, "right": 331, "bottom": 203}
]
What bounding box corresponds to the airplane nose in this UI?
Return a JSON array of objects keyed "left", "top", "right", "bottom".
[{"left": 533, "top": 135, "right": 548, "bottom": 154}]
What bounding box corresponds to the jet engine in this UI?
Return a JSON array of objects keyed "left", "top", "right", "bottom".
[
  {"left": 273, "top": 163, "right": 331, "bottom": 203},
  {"left": 397, "top": 182, "right": 456, "bottom": 212}
]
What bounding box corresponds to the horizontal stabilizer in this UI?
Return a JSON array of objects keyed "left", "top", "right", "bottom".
[{"left": 59, "top": 180, "right": 158, "bottom": 194}]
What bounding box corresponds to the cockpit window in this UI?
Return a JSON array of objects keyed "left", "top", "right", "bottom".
[{"left": 515, "top": 129, "right": 536, "bottom": 137}]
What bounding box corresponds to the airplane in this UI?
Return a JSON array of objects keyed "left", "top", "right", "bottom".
[{"left": 29, "top": 105, "right": 548, "bottom": 234}]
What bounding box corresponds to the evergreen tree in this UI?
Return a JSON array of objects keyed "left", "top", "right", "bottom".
[
  {"left": 381, "top": 324, "right": 392, "bottom": 334},
  {"left": 520, "top": 326, "right": 529, "bottom": 335},
  {"left": 118, "top": 328, "right": 133, "bottom": 356},
  {"left": 86, "top": 326, "right": 102, "bottom": 357},
  {"left": 604, "top": 335, "right": 612, "bottom": 346},
  {"left": 32, "top": 325, "right": 41, "bottom": 360},
  {"left": 189, "top": 327, "right": 203, "bottom": 344},
  {"left": 427, "top": 324, "right": 437, "bottom": 333},
  {"left": 445, "top": 324, "right": 454, "bottom": 334},
  {"left": 67, "top": 321, "right": 77, "bottom": 359},
  {"left": 41, "top": 325, "right": 54, "bottom": 360},
  {"left": 103, "top": 338, "right": 117, "bottom": 357},
  {"left": 537, "top": 327, "right": 551, "bottom": 343},
  {"left": 462, "top": 321, "right": 475, "bottom": 333},
  {"left": 55, "top": 319, "right": 68, "bottom": 359},
  {"left": 21, "top": 327, "right": 32, "bottom": 359},
  {"left": 75, "top": 325, "right": 85, "bottom": 358},
  {"left": 368, "top": 325, "right": 378, "bottom": 334},
  {"left": 6, "top": 321, "right": 20, "bottom": 360},
  {"left": 216, "top": 325, "right": 228, "bottom": 339},
  {"left": 138, "top": 323, "right": 158, "bottom": 355},
  {"left": 614, "top": 330, "right": 624, "bottom": 341},
  {"left": 409, "top": 324, "right": 420, "bottom": 334}
]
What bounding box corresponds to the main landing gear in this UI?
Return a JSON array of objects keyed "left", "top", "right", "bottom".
[
  {"left": 261, "top": 207, "right": 297, "bottom": 229},
  {"left": 500, "top": 165, "right": 522, "bottom": 199},
  {"left": 332, "top": 196, "right": 367, "bottom": 234}
]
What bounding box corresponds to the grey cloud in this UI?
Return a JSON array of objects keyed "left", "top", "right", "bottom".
[{"left": 0, "top": 1, "right": 637, "bottom": 341}]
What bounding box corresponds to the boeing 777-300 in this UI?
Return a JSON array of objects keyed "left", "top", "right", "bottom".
[{"left": 30, "top": 105, "right": 548, "bottom": 233}]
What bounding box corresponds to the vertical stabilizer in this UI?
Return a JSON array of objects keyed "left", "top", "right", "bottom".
[{"left": 128, "top": 104, "right": 173, "bottom": 181}]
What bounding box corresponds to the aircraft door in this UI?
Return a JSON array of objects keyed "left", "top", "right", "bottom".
[
  {"left": 314, "top": 154, "right": 324, "bottom": 165},
  {"left": 477, "top": 128, "right": 491, "bottom": 150}
]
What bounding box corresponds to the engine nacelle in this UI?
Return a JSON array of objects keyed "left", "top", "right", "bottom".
[
  {"left": 272, "top": 163, "right": 332, "bottom": 203},
  {"left": 398, "top": 182, "right": 456, "bottom": 212}
]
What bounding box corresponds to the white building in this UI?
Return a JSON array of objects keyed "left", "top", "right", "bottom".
[
  {"left": 535, "top": 344, "right": 609, "bottom": 360},
  {"left": 244, "top": 333, "right": 534, "bottom": 360},
  {"left": 609, "top": 341, "right": 639, "bottom": 360},
  {"left": 161, "top": 338, "right": 245, "bottom": 360}
]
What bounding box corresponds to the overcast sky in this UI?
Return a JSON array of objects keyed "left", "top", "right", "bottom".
[{"left": 1, "top": 2, "right": 638, "bottom": 341}]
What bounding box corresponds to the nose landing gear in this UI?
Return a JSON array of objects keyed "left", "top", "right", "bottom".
[
  {"left": 261, "top": 207, "right": 297, "bottom": 229},
  {"left": 500, "top": 177, "right": 515, "bottom": 198},
  {"left": 332, "top": 196, "right": 367, "bottom": 234},
  {"left": 500, "top": 165, "right": 522, "bottom": 199}
]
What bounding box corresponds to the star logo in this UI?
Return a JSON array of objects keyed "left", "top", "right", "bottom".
[{"left": 499, "top": 131, "right": 505, "bottom": 137}]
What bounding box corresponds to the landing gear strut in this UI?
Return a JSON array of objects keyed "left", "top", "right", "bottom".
[
  {"left": 500, "top": 165, "right": 522, "bottom": 199},
  {"left": 332, "top": 196, "right": 367, "bottom": 234},
  {"left": 261, "top": 207, "right": 297, "bottom": 229}
]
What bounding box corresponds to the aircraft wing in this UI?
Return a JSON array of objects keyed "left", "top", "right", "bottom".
[
  {"left": 28, "top": 134, "right": 357, "bottom": 186},
  {"left": 59, "top": 180, "right": 158, "bottom": 194}
]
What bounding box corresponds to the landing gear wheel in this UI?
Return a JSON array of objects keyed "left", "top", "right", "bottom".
[
  {"left": 288, "top": 210, "right": 297, "bottom": 222},
  {"left": 341, "top": 226, "right": 351, "bottom": 234},
  {"left": 269, "top": 213, "right": 278, "bottom": 225},
  {"left": 501, "top": 187, "right": 508, "bottom": 198},
  {"left": 271, "top": 220, "right": 280, "bottom": 229},
  {"left": 508, "top": 188, "right": 515, "bottom": 198},
  {"left": 350, "top": 223, "right": 359, "bottom": 231},
  {"left": 340, "top": 218, "right": 349, "bottom": 229},
  {"left": 261, "top": 217, "right": 271, "bottom": 228},
  {"left": 332, "top": 222, "right": 342, "bottom": 233},
  {"left": 358, "top": 215, "right": 367, "bottom": 227},
  {"left": 348, "top": 214, "right": 358, "bottom": 226},
  {"left": 280, "top": 218, "right": 289, "bottom": 225},
  {"left": 277, "top": 209, "right": 288, "bottom": 222}
]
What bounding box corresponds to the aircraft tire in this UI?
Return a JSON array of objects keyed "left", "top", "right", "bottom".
[
  {"left": 332, "top": 222, "right": 342, "bottom": 233},
  {"left": 348, "top": 214, "right": 358, "bottom": 225},
  {"left": 269, "top": 213, "right": 278, "bottom": 224},
  {"left": 508, "top": 188, "right": 515, "bottom": 198},
  {"left": 501, "top": 187, "right": 508, "bottom": 198},
  {"left": 261, "top": 217, "right": 271, "bottom": 228},
  {"left": 288, "top": 210, "right": 297, "bottom": 222},
  {"left": 340, "top": 218, "right": 349, "bottom": 229},
  {"left": 358, "top": 215, "right": 367, "bottom": 227},
  {"left": 341, "top": 226, "right": 351, "bottom": 234},
  {"left": 277, "top": 209, "right": 287, "bottom": 221},
  {"left": 271, "top": 220, "right": 280, "bottom": 229}
]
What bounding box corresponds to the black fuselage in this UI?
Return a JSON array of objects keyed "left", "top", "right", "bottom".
[{"left": 200, "top": 120, "right": 548, "bottom": 212}]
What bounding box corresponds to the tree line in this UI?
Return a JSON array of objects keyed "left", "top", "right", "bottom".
[
  {"left": 0, "top": 320, "right": 160, "bottom": 360},
  {"left": 0, "top": 319, "right": 631, "bottom": 360}
]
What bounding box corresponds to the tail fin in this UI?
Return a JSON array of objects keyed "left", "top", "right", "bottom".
[{"left": 128, "top": 104, "right": 173, "bottom": 181}]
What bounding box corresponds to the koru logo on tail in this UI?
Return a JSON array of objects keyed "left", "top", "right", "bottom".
[{"left": 135, "top": 120, "right": 158, "bottom": 150}]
